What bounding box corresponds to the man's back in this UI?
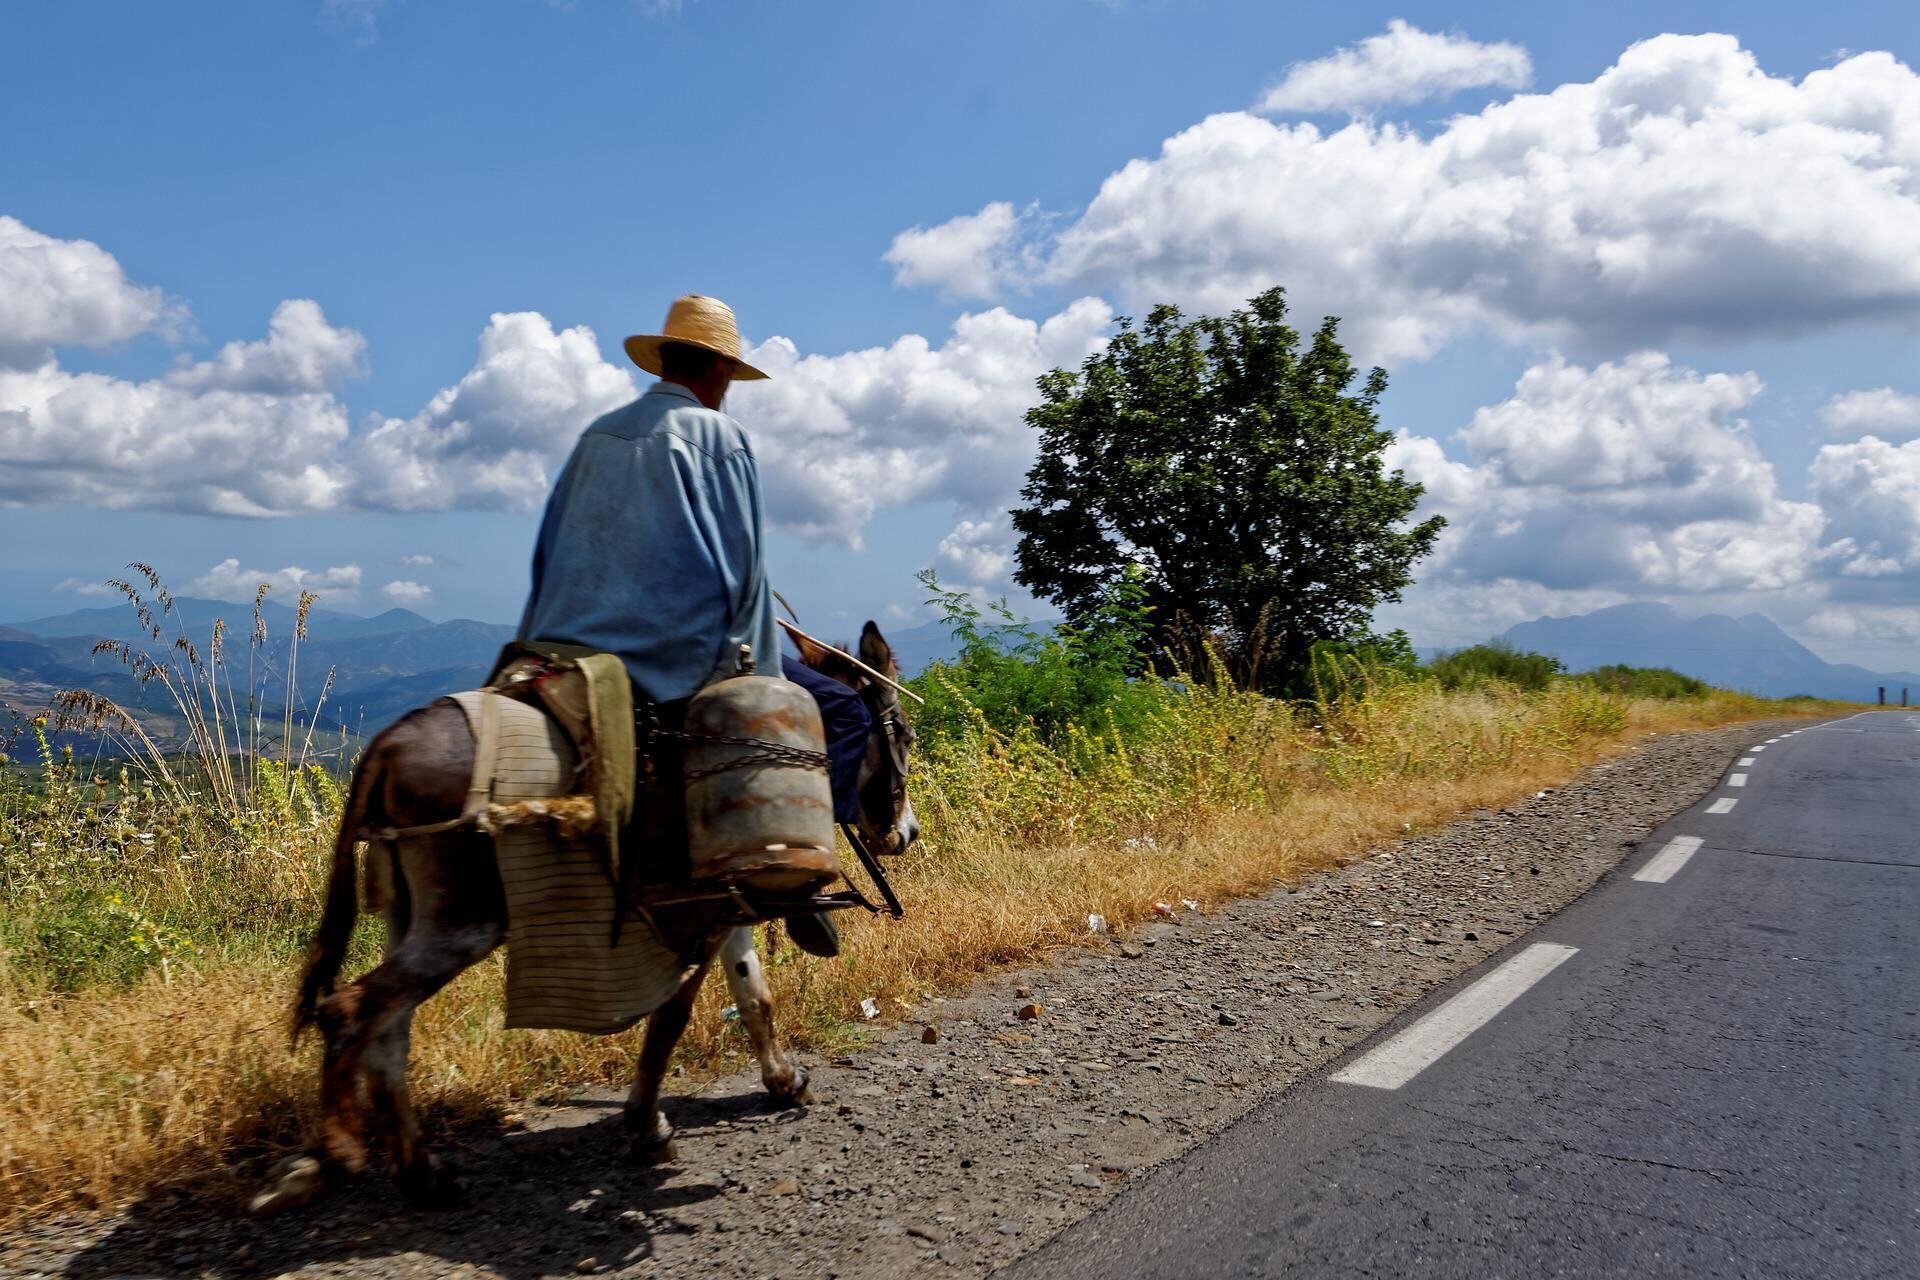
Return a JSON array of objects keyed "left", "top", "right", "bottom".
[{"left": 517, "top": 380, "right": 779, "bottom": 704}]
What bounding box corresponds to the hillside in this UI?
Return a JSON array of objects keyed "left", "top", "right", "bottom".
[
  {"left": 0, "top": 597, "right": 510, "bottom": 747},
  {"left": 1498, "top": 603, "right": 1918, "bottom": 701}
]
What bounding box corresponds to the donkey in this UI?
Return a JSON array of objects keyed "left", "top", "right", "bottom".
[{"left": 253, "top": 623, "right": 917, "bottom": 1214}]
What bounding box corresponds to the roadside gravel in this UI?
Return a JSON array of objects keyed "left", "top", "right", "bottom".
[{"left": 5, "top": 719, "right": 1787, "bottom": 1280}]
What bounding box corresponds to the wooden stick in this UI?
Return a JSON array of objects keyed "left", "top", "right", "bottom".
[{"left": 776, "top": 617, "right": 926, "bottom": 704}]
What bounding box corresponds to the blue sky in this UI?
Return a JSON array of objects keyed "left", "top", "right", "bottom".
[{"left": 6, "top": 2, "right": 1920, "bottom": 667}]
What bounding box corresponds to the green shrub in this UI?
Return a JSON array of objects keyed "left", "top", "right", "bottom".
[
  {"left": 910, "top": 566, "right": 1165, "bottom": 745},
  {"left": 1425, "top": 642, "right": 1563, "bottom": 692},
  {"left": 1578, "top": 664, "right": 1709, "bottom": 699}
]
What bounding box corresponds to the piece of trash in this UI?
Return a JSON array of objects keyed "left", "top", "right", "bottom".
[
  {"left": 720, "top": 1004, "right": 740, "bottom": 1021},
  {"left": 859, "top": 997, "right": 880, "bottom": 1020},
  {"left": 1180, "top": 898, "right": 1199, "bottom": 912},
  {"left": 1152, "top": 902, "right": 1176, "bottom": 918},
  {"left": 1122, "top": 835, "right": 1159, "bottom": 851},
  {"left": 1367, "top": 920, "right": 1386, "bottom": 928},
  {"left": 1087, "top": 913, "right": 1108, "bottom": 933}
]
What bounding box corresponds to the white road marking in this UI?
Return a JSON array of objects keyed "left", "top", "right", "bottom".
[
  {"left": 1738, "top": 757, "right": 1755, "bottom": 766},
  {"left": 1751, "top": 745, "right": 1768, "bottom": 752},
  {"left": 1729, "top": 773, "right": 1748, "bottom": 787},
  {"left": 1331, "top": 943, "right": 1580, "bottom": 1090},
  {"left": 1708, "top": 798, "right": 1738, "bottom": 814},
  {"left": 1635, "top": 836, "right": 1704, "bottom": 884}
]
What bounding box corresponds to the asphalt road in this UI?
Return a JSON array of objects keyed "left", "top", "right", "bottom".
[{"left": 1002, "top": 711, "right": 1920, "bottom": 1279}]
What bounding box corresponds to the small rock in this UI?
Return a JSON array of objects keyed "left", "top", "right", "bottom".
[
  {"left": 1068, "top": 1168, "right": 1104, "bottom": 1188},
  {"left": 907, "top": 1224, "right": 945, "bottom": 1244},
  {"left": 575, "top": 1259, "right": 598, "bottom": 1275},
  {"left": 1119, "top": 942, "right": 1146, "bottom": 959},
  {"left": 1015, "top": 985, "right": 1034, "bottom": 998},
  {"left": 997, "top": 1221, "right": 1026, "bottom": 1236},
  {"left": 922, "top": 1024, "right": 941, "bottom": 1044},
  {"left": 767, "top": 1177, "right": 801, "bottom": 1196},
  {"left": 1017, "top": 1002, "right": 1045, "bottom": 1020},
  {"left": 1464, "top": 931, "right": 1479, "bottom": 941},
  {"left": 1217, "top": 1011, "right": 1240, "bottom": 1026}
]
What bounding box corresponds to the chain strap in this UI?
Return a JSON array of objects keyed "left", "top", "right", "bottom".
[{"left": 652, "top": 727, "right": 829, "bottom": 783}]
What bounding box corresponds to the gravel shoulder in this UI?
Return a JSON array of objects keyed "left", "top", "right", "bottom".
[{"left": 6, "top": 719, "right": 1788, "bottom": 1280}]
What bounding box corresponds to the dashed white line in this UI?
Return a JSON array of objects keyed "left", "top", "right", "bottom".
[
  {"left": 1635, "top": 836, "right": 1704, "bottom": 884},
  {"left": 1751, "top": 745, "right": 1768, "bottom": 752},
  {"left": 1729, "top": 773, "right": 1748, "bottom": 787},
  {"left": 1708, "top": 798, "right": 1738, "bottom": 814},
  {"left": 1738, "top": 757, "right": 1756, "bottom": 766},
  {"left": 1331, "top": 943, "right": 1580, "bottom": 1090}
]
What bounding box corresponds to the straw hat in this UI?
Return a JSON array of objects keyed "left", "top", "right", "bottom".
[{"left": 623, "top": 294, "right": 769, "bottom": 382}]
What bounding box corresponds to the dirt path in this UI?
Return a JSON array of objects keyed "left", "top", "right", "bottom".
[{"left": 5, "top": 720, "right": 1788, "bottom": 1280}]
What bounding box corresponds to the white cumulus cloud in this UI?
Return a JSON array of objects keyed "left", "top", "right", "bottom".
[
  {"left": 381, "top": 579, "right": 432, "bottom": 604},
  {"left": 1822, "top": 387, "right": 1920, "bottom": 438},
  {"left": 933, "top": 516, "right": 1016, "bottom": 594},
  {"left": 1256, "top": 19, "right": 1531, "bottom": 114},
  {"left": 349, "top": 311, "right": 637, "bottom": 511},
  {"left": 54, "top": 576, "right": 114, "bottom": 598},
  {"left": 1393, "top": 353, "right": 1825, "bottom": 602},
  {"left": 884, "top": 202, "right": 1029, "bottom": 300},
  {"left": 734, "top": 297, "right": 1114, "bottom": 546},
  {"left": 167, "top": 298, "right": 365, "bottom": 395},
  {"left": 0, "top": 216, "right": 181, "bottom": 367},
  {"left": 189, "top": 559, "right": 363, "bottom": 605},
  {"left": 1812, "top": 436, "right": 1920, "bottom": 578},
  {"left": 905, "top": 35, "right": 1920, "bottom": 363}
]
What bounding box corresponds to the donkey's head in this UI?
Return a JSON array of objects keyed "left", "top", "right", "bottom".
[{"left": 799, "top": 621, "right": 919, "bottom": 856}]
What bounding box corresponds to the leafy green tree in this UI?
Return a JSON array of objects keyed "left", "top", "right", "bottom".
[{"left": 1010, "top": 288, "right": 1444, "bottom": 691}]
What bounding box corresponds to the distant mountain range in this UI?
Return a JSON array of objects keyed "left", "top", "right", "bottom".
[
  {"left": 0, "top": 598, "right": 977, "bottom": 755},
  {"left": 0, "top": 596, "right": 515, "bottom": 752},
  {"left": 1495, "top": 603, "right": 1918, "bottom": 702},
  {"left": 12, "top": 593, "right": 1895, "bottom": 757}
]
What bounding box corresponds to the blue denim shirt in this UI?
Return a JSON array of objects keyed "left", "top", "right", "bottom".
[{"left": 517, "top": 381, "right": 781, "bottom": 703}]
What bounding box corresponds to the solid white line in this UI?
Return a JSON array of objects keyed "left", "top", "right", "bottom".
[
  {"left": 1729, "top": 773, "right": 1748, "bottom": 787},
  {"left": 1635, "top": 835, "right": 1704, "bottom": 884},
  {"left": 1708, "top": 797, "right": 1738, "bottom": 814},
  {"left": 1738, "top": 757, "right": 1755, "bottom": 766},
  {"left": 1331, "top": 944, "right": 1579, "bottom": 1090}
]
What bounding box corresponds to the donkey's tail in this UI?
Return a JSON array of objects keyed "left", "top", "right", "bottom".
[{"left": 292, "top": 755, "right": 379, "bottom": 1044}]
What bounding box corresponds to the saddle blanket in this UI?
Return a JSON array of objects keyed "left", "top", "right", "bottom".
[{"left": 445, "top": 689, "right": 693, "bottom": 1034}]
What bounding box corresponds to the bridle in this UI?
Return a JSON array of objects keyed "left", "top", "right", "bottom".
[{"left": 837, "top": 677, "right": 913, "bottom": 919}]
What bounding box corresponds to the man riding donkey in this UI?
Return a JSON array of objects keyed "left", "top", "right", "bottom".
[
  {"left": 517, "top": 292, "right": 886, "bottom": 957},
  {"left": 265, "top": 296, "right": 916, "bottom": 1214}
]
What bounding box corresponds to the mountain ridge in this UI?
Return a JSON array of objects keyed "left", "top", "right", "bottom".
[{"left": 1497, "top": 602, "right": 1916, "bottom": 701}]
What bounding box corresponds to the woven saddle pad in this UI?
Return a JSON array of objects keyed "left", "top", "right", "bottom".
[{"left": 446, "top": 689, "right": 694, "bottom": 1034}]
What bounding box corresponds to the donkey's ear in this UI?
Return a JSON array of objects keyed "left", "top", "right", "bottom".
[
  {"left": 858, "top": 621, "right": 894, "bottom": 675},
  {"left": 794, "top": 631, "right": 832, "bottom": 668}
]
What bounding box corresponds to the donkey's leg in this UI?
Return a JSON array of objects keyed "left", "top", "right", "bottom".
[
  {"left": 721, "top": 926, "right": 812, "bottom": 1106},
  {"left": 624, "top": 958, "right": 712, "bottom": 1163}
]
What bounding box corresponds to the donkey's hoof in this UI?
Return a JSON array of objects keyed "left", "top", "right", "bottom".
[
  {"left": 770, "top": 1065, "right": 813, "bottom": 1109},
  {"left": 249, "top": 1155, "right": 330, "bottom": 1217},
  {"left": 626, "top": 1111, "right": 677, "bottom": 1165},
  {"left": 396, "top": 1153, "right": 465, "bottom": 1209}
]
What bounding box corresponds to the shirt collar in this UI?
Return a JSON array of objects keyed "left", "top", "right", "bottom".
[{"left": 648, "top": 380, "right": 703, "bottom": 406}]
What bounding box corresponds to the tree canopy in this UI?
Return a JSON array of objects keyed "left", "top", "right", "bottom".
[{"left": 1010, "top": 288, "right": 1444, "bottom": 690}]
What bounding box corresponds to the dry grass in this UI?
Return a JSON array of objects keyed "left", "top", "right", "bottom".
[{"left": 0, "top": 677, "right": 1832, "bottom": 1227}]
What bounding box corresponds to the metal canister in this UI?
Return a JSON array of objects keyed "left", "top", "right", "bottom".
[{"left": 682, "top": 668, "right": 841, "bottom": 894}]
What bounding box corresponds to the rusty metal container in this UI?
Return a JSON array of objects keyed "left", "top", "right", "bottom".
[{"left": 683, "top": 667, "right": 841, "bottom": 894}]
